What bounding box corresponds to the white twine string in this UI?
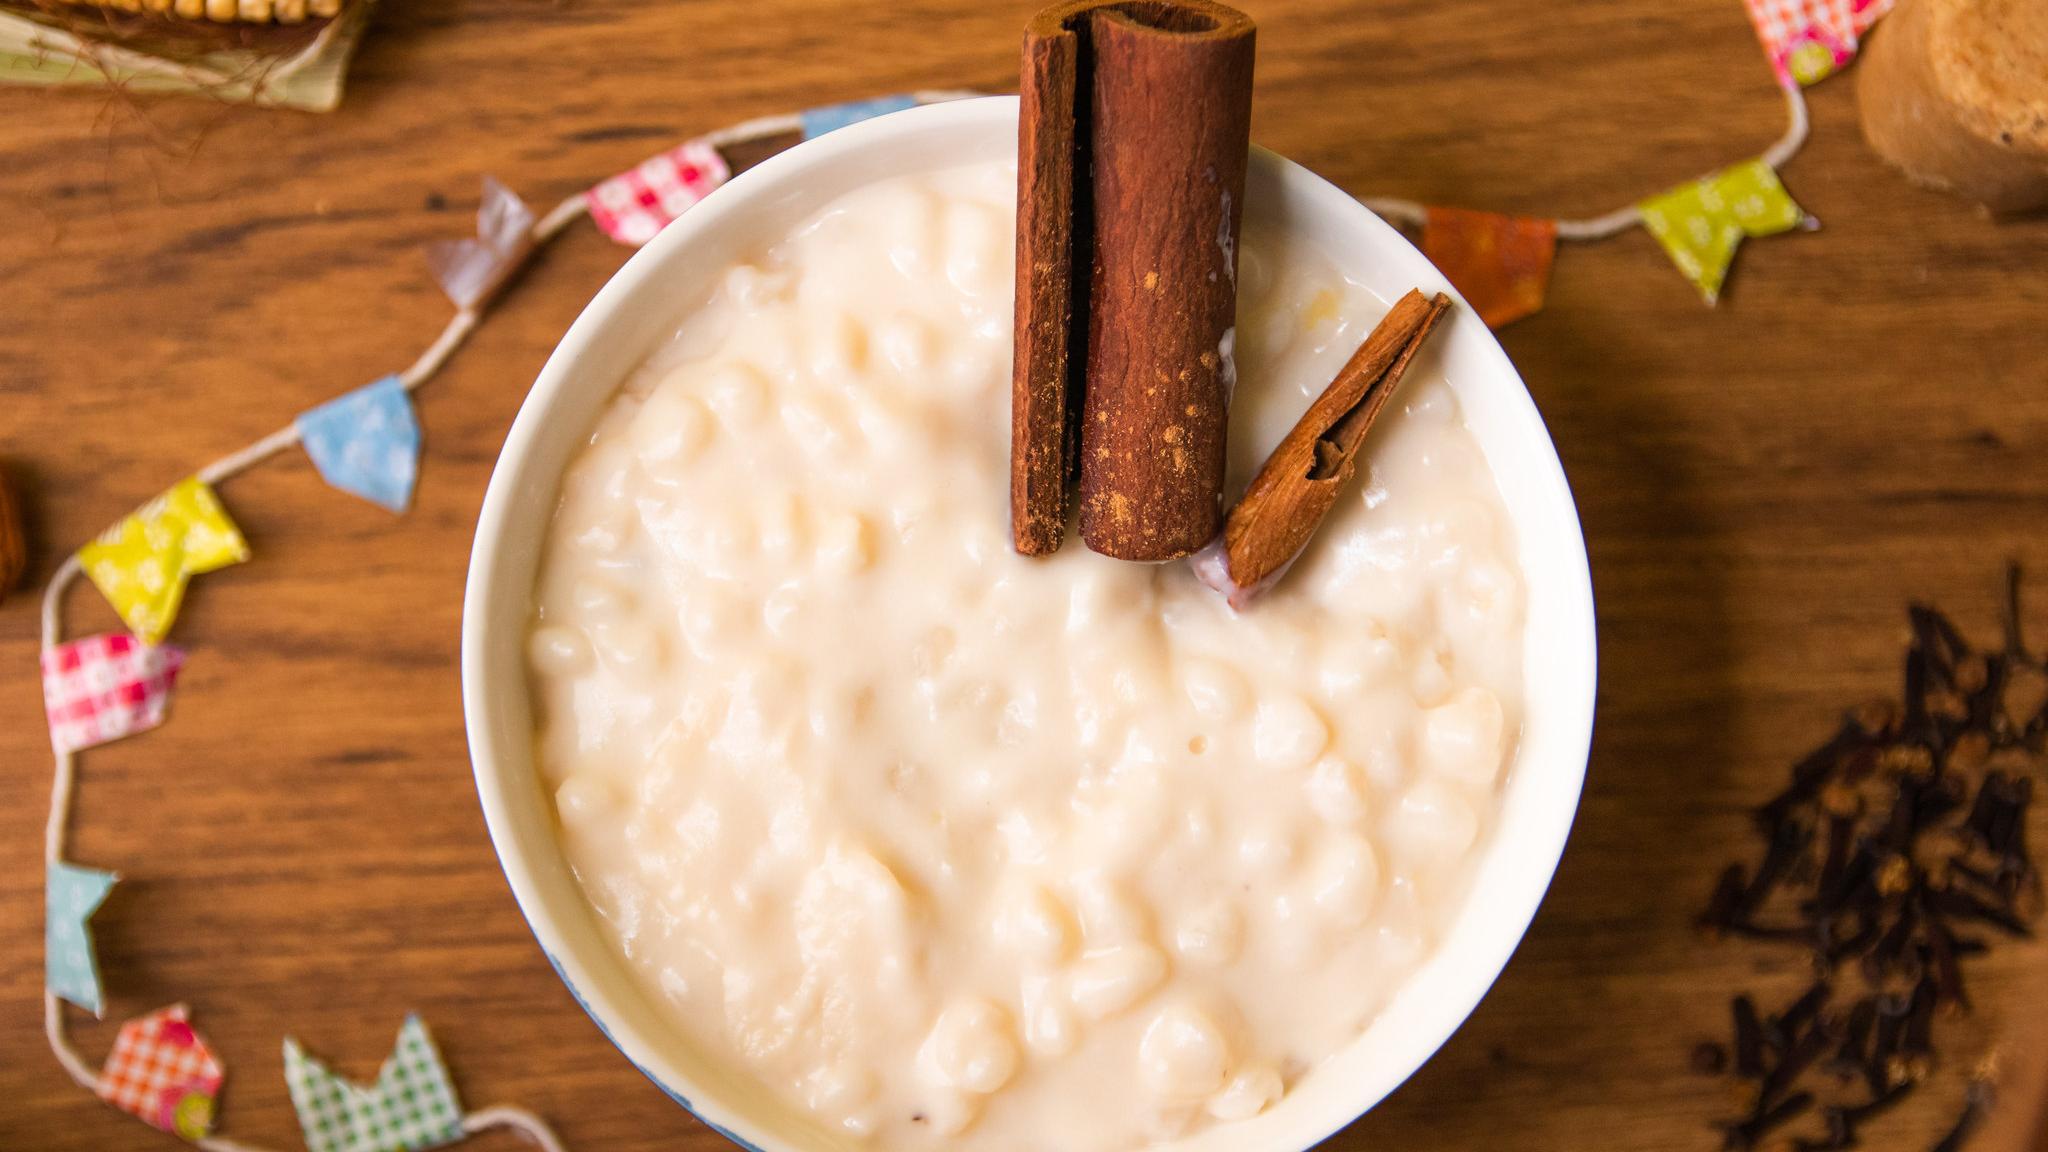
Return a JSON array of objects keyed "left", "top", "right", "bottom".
[
  {"left": 38, "top": 75, "right": 1794, "bottom": 1142},
  {"left": 36, "top": 90, "right": 996, "bottom": 1150},
  {"left": 185, "top": 1106, "right": 568, "bottom": 1152},
  {"left": 39, "top": 226, "right": 579, "bottom": 1147},
  {"left": 1364, "top": 82, "right": 1810, "bottom": 241},
  {"left": 43, "top": 551, "right": 96, "bottom": 1093},
  {"left": 184, "top": 88, "right": 987, "bottom": 490},
  {"left": 459, "top": 1106, "right": 573, "bottom": 1152},
  {"left": 36, "top": 182, "right": 595, "bottom": 1152}
]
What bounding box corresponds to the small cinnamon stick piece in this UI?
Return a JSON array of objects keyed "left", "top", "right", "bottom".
[
  {"left": 1011, "top": 5, "right": 1087, "bottom": 556},
  {"left": 1011, "top": 0, "right": 1256, "bottom": 559},
  {"left": 0, "top": 462, "right": 24, "bottom": 604},
  {"left": 1194, "top": 290, "right": 1452, "bottom": 608}
]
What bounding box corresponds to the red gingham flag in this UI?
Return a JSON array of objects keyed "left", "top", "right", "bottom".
[
  {"left": 586, "top": 138, "right": 731, "bottom": 247},
  {"left": 41, "top": 633, "right": 186, "bottom": 754},
  {"left": 1744, "top": 0, "right": 1861, "bottom": 84},
  {"left": 96, "top": 1005, "right": 225, "bottom": 1140}
]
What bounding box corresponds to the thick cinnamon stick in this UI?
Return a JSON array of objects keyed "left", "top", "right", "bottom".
[
  {"left": 1011, "top": 0, "right": 1256, "bottom": 559},
  {"left": 1195, "top": 290, "right": 1452, "bottom": 609}
]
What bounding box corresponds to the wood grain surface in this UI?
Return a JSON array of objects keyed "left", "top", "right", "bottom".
[{"left": 4, "top": 2, "right": 2048, "bottom": 1149}]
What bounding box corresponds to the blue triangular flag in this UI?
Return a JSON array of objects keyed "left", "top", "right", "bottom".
[
  {"left": 297, "top": 376, "right": 421, "bottom": 513},
  {"left": 47, "top": 861, "right": 118, "bottom": 1015},
  {"left": 800, "top": 94, "right": 919, "bottom": 140}
]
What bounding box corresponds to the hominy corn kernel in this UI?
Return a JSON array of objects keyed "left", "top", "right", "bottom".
[{"left": 51, "top": 0, "right": 335, "bottom": 21}]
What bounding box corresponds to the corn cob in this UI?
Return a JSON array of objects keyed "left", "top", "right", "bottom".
[{"left": 44, "top": 0, "right": 338, "bottom": 22}]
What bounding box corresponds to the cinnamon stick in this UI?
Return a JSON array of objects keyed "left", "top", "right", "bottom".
[
  {"left": 1011, "top": 0, "right": 1256, "bottom": 559},
  {"left": 0, "top": 462, "right": 24, "bottom": 604},
  {"left": 1194, "top": 290, "right": 1453, "bottom": 609}
]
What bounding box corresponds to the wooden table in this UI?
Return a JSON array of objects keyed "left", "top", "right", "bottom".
[{"left": 4, "top": 1, "right": 2046, "bottom": 1148}]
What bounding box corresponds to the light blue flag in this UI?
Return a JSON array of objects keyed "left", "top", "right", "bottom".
[
  {"left": 297, "top": 376, "right": 421, "bottom": 513},
  {"left": 800, "top": 94, "right": 919, "bottom": 140},
  {"left": 47, "top": 861, "right": 118, "bottom": 1015}
]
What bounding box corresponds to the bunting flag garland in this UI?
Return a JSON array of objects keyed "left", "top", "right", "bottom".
[
  {"left": 425, "top": 178, "right": 536, "bottom": 312},
  {"left": 800, "top": 94, "right": 920, "bottom": 139},
  {"left": 28, "top": 56, "right": 1893, "bottom": 1150},
  {"left": 585, "top": 138, "right": 730, "bottom": 247},
  {"left": 1420, "top": 208, "right": 1558, "bottom": 329},
  {"left": 1745, "top": 0, "right": 1859, "bottom": 85},
  {"left": 47, "top": 861, "right": 118, "bottom": 1015},
  {"left": 42, "top": 633, "right": 186, "bottom": 754},
  {"left": 285, "top": 1016, "right": 466, "bottom": 1152},
  {"left": 78, "top": 476, "right": 249, "bottom": 646},
  {"left": 1743, "top": 0, "right": 1894, "bottom": 85},
  {"left": 1638, "top": 158, "right": 1809, "bottom": 304},
  {"left": 297, "top": 376, "right": 422, "bottom": 513},
  {"left": 1364, "top": 0, "right": 1893, "bottom": 321},
  {"left": 96, "top": 1006, "right": 226, "bottom": 1140}
]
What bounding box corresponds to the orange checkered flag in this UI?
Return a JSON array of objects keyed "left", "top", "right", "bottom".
[{"left": 95, "top": 1005, "right": 225, "bottom": 1140}]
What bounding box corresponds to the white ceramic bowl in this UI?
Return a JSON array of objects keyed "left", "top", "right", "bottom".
[{"left": 463, "top": 95, "right": 1596, "bottom": 1152}]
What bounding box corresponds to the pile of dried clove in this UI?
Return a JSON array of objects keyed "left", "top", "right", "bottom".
[{"left": 1699, "top": 568, "right": 2045, "bottom": 1151}]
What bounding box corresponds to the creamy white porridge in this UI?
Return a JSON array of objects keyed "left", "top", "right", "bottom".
[{"left": 527, "top": 159, "right": 1525, "bottom": 1150}]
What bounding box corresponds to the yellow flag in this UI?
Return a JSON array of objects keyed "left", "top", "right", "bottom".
[
  {"left": 79, "top": 477, "right": 249, "bottom": 645},
  {"left": 1639, "top": 159, "right": 1807, "bottom": 305}
]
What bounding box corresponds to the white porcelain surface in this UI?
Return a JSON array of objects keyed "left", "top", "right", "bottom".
[{"left": 463, "top": 95, "right": 1597, "bottom": 1152}]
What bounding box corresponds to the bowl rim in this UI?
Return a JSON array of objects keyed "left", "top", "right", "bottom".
[{"left": 463, "top": 94, "right": 1597, "bottom": 1152}]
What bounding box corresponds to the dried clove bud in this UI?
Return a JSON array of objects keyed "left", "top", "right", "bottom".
[
  {"left": 1701, "top": 577, "right": 2044, "bottom": 1152},
  {"left": 1947, "top": 730, "right": 1991, "bottom": 773},
  {"left": 1695, "top": 1042, "right": 1732, "bottom": 1075},
  {"left": 1723, "top": 1092, "right": 1816, "bottom": 1151},
  {"left": 1734, "top": 996, "right": 1767, "bottom": 1079},
  {"left": 1702, "top": 864, "right": 1748, "bottom": 937},
  {"left": 1880, "top": 744, "right": 1935, "bottom": 776},
  {"left": 1954, "top": 655, "right": 1990, "bottom": 697},
  {"left": 1853, "top": 699, "right": 1901, "bottom": 737},
  {"left": 2002, "top": 665, "right": 2048, "bottom": 730},
  {"left": 1926, "top": 688, "right": 1971, "bottom": 724}
]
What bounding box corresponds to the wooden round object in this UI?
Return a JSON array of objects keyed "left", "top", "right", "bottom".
[{"left": 1857, "top": 0, "right": 2048, "bottom": 214}]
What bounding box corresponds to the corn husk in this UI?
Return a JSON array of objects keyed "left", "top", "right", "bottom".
[{"left": 0, "top": 0, "right": 371, "bottom": 109}]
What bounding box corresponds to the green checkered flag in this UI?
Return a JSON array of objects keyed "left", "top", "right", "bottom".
[{"left": 283, "top": 1015, "right": 466, "bottom": 1152}]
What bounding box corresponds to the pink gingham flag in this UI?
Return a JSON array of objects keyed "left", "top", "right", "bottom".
[
  {"left": 42, "top": 633, "right": 186, "bottom": 754},
  {"left": 1744, "top": 0, "right": 1866, "bottom": 85},
  {"left": 96, "top": 1005, "right": 226, "bottom": 1140},
  {"left": 586, "top": 138, "right": 731, "bottom": 247},
  {"left": 1851, "top": 0, "right": 1893, "bottom": 35}
]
